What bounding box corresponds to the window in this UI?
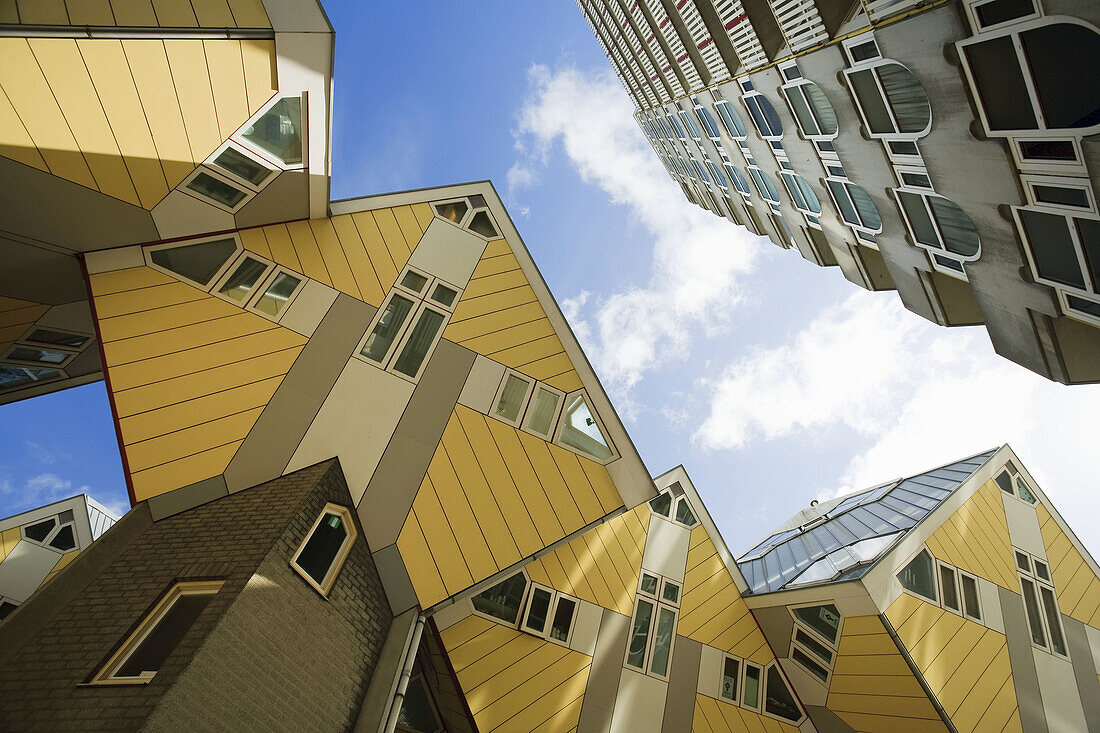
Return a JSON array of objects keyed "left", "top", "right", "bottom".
[
  {"left": 252, "top": 268, "right": 303, "bottom": 319},
  {"left": 2, "top": 344, "right": 75, "bottom": 368},
  {"left": 147, "top": 236, "right": 240, "bottom": 287},
  {"left": 939, "top": 563, "right": 961, "bottom": 612},
  {"left": 648, "top": 483, "right": 697, "bottom": 528},
  {"left": 742, "top": 662, "right": 762, "bottom": 711},
  {"left": 1022, "top": 175, "right": 1096, "bottom": 213},
  {"left": 211, "top": 144, "right": 275, "bottom": 188},
  {"left": 678, "top": 109, "right": 703, "bottom": 141},
  {"left": 22, "top": 329, "right": 89, "bottom": 349},
  {"left": 213, "top": 254, "right": 274, "bottom": 305},
  {"left": 996, "top": 462, "right": 1038, "bottom": 505},
  {"left": 968, "top": 0, "right": 1038, "bottom": 30},
  {"left": 489, "top": 371, "right": 565, "bottom": 440},
  {"left": 782, "top": 81, "right": 838, "bottom": 139},
  {"left": 290, "top": 504, "right": 357, "bottom": 596},
  {"left": 555, "top": 391, "right": 616, "bottom": 462},
  {"left": 747, "top": 167, "right": 781, "bottom": 211},
  {"left": 960, "top": 571, "right": 982, "bottom": 620},
  {"left": 898, "top": 549, "right": 937, "bottom": 601},
  {"left": 89, "top": 580, "right": 223, "bottom": 684},
  {"left": 895, "top": 191, "right": 981, "bottom": 260},
  {"left": 357, "top": 266, "right": 461, "bottom": 382},
  {"left": 789, "top": 604, "right": 840, "bottom": 685},
  {"left": 720, "top": 656, "right": 740, "bottom": 701},
  {"left": 694, "top": 104, "right": 722, "bottom": 141},
  {"left": 741, "top": 93, "right": 783, "bottom": 139},
  {"left": 714, "top": 100, "right": 747, "bottom": 139},
  {"left": 240, "top": 96, "right": 303, "bottom": 166},
  {"left": 21, "top": 510, "right": 78, "bottom": 552},
  {"left": 397, "top": 675, "right": 444, "bottom": 733},
  {"left": 826, "top": 179, "right": 883, "bottom": 237},
  {"left": 0, "top": 598, "right": 17, "bottom": 621},
  {"left": 431, "top": 196, "right": 501, "bottom": 240},
  {"left": 726, "top": 164, "right": 752, "bottom": 203},
  {"left": 521, "top": 583, "right": 578, "bottom": 646},
  {"left": 845, "top": 62, "right": 931, "bottom": 137},
  {"left": 780, "top": 172, "right": 822, "bottom": 218},
  {"left": 1017, "top": 548, "right": 1068, "bottom": 658},
  {"left": 0, "top": 365, "right": 64, "bottom": 394},
  {"left": 764, "top": 663, "right": 804, "bottom": 723},
  {"left": 1014, "top": 207, "right": 1100, "bottom": 323},
  {"left": 471, "top": 572, "right": 529, "bottom": 625},
  {"left": 625, "top": 571, "right": 680, "bottom": 679}
]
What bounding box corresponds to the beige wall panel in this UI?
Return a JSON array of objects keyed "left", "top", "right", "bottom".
[
  {"left": 641, "top": 515, "right": 690, "bottom": 583},
  {"left": 0, "top": 38, "right": 97, "bottom": 190},
  {"left": 0, "top": 541, "right": 63, "bottom": 603},
  {"left": 85, "top": 246, "right": 144, "bottom": 276},
  {"left": 611, "top": 668, "right": 666, "bottom": 733},
  {"left": 30, "top": 38, "right": 139, "bottom": 206},
  {"left": 391, "top": 205, "right": 424, "bottom": 248},
  {"left": 1003, "top": 495, "right": 1045, "bottom": 559},
  {"left": 1033, "top": 651, "right": 1088, "bottom": 733},
  {"left": 925, "top": 481, "right": 1018, "bottom": 590},
  {"left": 827, "top": 612, "right": 945, "bottom": 732},
  {"left": 439, "top": 615, "right": 591, "bottom": 732},
  {"left": 407, "top": 218, "right": 486, "bottom": 290},
  {"left": 456, "top": 355, "right": 505, "bottom": 415},
  {"left": 0, "top": 527, "right": 22, "bottom": 564},
  {"left": 150, "top": 189, "right": 236, "bottom": 239},
  {"left": 277, "top": 279, "right": 337, "bottom": 337},
  {"left": 285, "top": 357, "right": 414, "bottom": 503},
  {"left": 77, "top": 38, "right": 170, "bottom": 208}
]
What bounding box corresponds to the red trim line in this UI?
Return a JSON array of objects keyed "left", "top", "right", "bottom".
[{"left": 725, "top": 13, "right": 747, "bottom": 29}]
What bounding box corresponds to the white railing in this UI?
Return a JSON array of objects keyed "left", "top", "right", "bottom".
[
  {"left": 769, "top": 0, "right": 829, "bottom": 52},
  {"left": 644, "top": 0, "right": 704, "bottom": 91},
  {"left": 674, "top": 0, "right": 731, "bottom": 83},
  {"left": 631, "top": 1, "right": 687, "bottom": 98},
  {"left": 861, "top": 0, "right": 925, "bottom": 23},
  {"left": 714, "top": 0, "right": 768, "bottom": 69}
]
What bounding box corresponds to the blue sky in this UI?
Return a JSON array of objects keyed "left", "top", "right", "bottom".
[{"left": 2, "top": 0, "right": 1098, "bottom": 559}]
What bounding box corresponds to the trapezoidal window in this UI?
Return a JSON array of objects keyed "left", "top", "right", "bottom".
[
  {"left": 22, "top": 510, "right": 78, "bottom": 551},
  {"left": 764, "top": 663, "right": 804, "bottom": 723},
  {"left": 0, "top": 365, "right": 64, "bottom": 394},
  {"left": 898, "top": 548, "right": 938, "bottom": 602},
  {"left": 147, "top": 237, "right": 239, "bottom": 287},
  {"left": 555, "top": 391, "right": 615, "bottom": 462},
  {"left": 846, "top": 62, "right": 931, "bottom": 137},
  {"left": 961, "top": 22, "right": 1100, "bottom": 134},
  {"left": 290, "top": 504, "right": 357, "bottom": 596},
  {"left": 471, "top": 572, "right": 529, "bottom": 625},
  {"left": 90, "top": 580, "right": 223, "bottom": 684}
]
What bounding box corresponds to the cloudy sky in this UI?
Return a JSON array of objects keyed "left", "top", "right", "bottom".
[{"left": 2, "top": 1, "right": 1097, "bottom": 557}]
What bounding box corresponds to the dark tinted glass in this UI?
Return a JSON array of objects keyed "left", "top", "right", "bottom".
[
  {"left": 472, "top": 573, "right": 528, "bottom": 624},
  {"left": 1022, "top": 24, "right": 1100, "bottom": 129},
  {"left": 0, "top": 600, "right": 17, "bottom": 620},
  {"left": 150, "top": 239, "right": 238, "bottom": 286},
  {"left": 186, "top": 172, "right": 246, "bottom": 207},
  {"left": 849, "top": 69, "right": 894, "bottom": 134},
  {"left": 976, "top": 0, "right": 1034, "bottom": 26},
  {"left": 468, "top": 211, "right": 498, "bottom": 238},
  {"left": 1019, "top": 210, "right": 1085, "bottom": 288},
  {"left": 898, "top": 550, "right": 937, "bottom": 601},
  {"left": 213, "top": 146, "right": 269, "bottom": 185},
  {"left": 524, "top": 587, "right": 552, "bottom": 633},
  {"left": 296, "top": 512, "right": 349, "bottom": 587},
  {"left": 849, "top": 40, "right": 879, "bottom": 62},
  {"left": 49, "top": 524, "right": 75, "bottom": 551},
  {"left": 793, "top": 604, "right": 841, "bottom": 643},
  {"left": 940, "top": 565, "right": 960, "bottom": 610},
  {"left": 963, "top": 38, "right": 1037, "bottom": 130},
  {"left": 27, "top": 329, "right": 88, "bottom": 348},
  {"left": 765, "top": 665, "right": 802, "bottom": 721},
  {"left": 116, "top": 592, "right": 214, "bottom": 677},
  {"left": 1077, "top": 218, "right": 1100, "bottom": 287},
  {"left": 1018, "top": 139, "right": 1075, "bottom": 161},
  {"left": 24, "top": 518, "right": 55, "bottom": 542}
]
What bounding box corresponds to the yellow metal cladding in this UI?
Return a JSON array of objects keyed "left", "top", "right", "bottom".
[
  {"left": 0, "top": 0, "right": 271, "bottom": 27},
  {"left": 42, "top": 549, "right": 79, "bottom": 586},
  {"left": 439, "top": 615, "right": 590, "bottom": 732},
  {"left": 826, "top": 614, "right": 947, "bottom": 733},
  {"left": 0, "top": 295, "right": 49, "bottom": 353},
  {"left": 525, "top": 502, "right": 649, "bottom": 617},
  {"left": 885, "top": 593, "right": 1021, "bottom": 732},
  {"left": 90, "top": 265, "right": 305, "bottom": 502},
  {"left": 925, "top": 481, "right": 1017, "bottom": 591},
  {"left": 0, "top": 36, "right": 276, "bottom": 208},
  {"left": 444, "top": 238, "right": 583, "bottom": 395},
  {"left": 692, "top": 694, "right": 800, "bottom": 733},
  {"left": 0, "top": 527, "right": 21, "bottom": 564},
  {"left": 240, "top": 204, "right": 432, "bottom": 308},
  {"left": 678, "top": 527, "right": 771, "bottom": 663},
  {"left": 398, "top": 405, "right": 623, "bottom": 608},
  {"left": 1037, "top": 503, "right": 1100, "bottom": 628}
]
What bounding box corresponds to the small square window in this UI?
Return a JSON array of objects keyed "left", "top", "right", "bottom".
[{"left": 493, "top": 373, "right": 532, "bottom": 425}]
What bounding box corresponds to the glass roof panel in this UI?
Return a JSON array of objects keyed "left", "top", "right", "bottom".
[{"left": 736, "top": 449, "right": 997, "bottom": 594}]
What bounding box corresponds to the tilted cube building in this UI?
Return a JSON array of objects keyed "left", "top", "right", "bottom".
[
  {"left": 575, "top": 0, "right": 1100, "bottom": 385},
  {"left": 0, "top": 1, "right": 1098, "bottom": 731}
]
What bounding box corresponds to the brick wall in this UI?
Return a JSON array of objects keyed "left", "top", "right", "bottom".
[{"left": 0, "top": 460, "right": 392, "bottom": 732}]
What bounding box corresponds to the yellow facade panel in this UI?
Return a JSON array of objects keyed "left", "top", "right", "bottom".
[
  {"left": 545, "top": 370, "right": 584, "bottom": 394},
  {"left": 78, "top": 38, "right": 171, "bottom": 208},
  {"left": 925, "top": 482, "right": 1016, "bottom": 590},
  {"left": 470, "top": 646, "right": 587, "bottom": 731},
  {"left": 441, "top": 417, "right": 521, "bottom": 571},
  {"left": 15, "top": 0, "right": 67, "bottom": 24},
  {"left": 457, "top": 317, "right": 556, "bottom": 358},
  {"left": 411, "top": 475, "right": 474, "bottom": 598},
  {"left": 31, "top": 38, "right": 140, "bottom": 206},
  {"left": 0, "top": 38, "right": 97, "bottom": 190},
  {"left": 237, "top": 225, "right": 271, "bottom": 259},
  {"left": 391, "top": 205, "right": 424, "bottom": 248},
  {"left": 443, "top": 303, "right": 548, "bottom": 346},
  {"left": 491, "top": 335, "right": 566, "bottom": 373},
  {"left": 118, "top": 374, "right": 283, "bottom": 444},
  {"left": 518, "top": 431, "right": 585, "bottom": 536},
  {"left": 448, "top": 286, "right": 540, "bottom": 326},
  {"left": 424, "top": 443, "right": 497, "bottom": 586},
  {"left": 239, "top": 39, "right": 276, "bottom": 112},
  {"left": 550, "top": 447, "right": 603, "bottom": 523},
  {"left": 124, "top": 405, "right": 263, "bottom": 472},
  {"left": 189, "top": 0, "right": 235, "bottom": 28},
  {"left": 107, "top": 324, "right": 302, "bottom": 391},
  {"left": 285, "top": 219, "right": 333, "bottom": 286},
  {"left": 225, "top": 0, "right": 270, "bottom": 28},
  {"left": 90, "top": 265, "right": 175, "bottom": 297},
  {"left": 94, "top": 281, "right": 206, "bottom": 320},
  {"left": 129, "top": 439, "right": 242, "bottom": 501},
  {"left": 43, "top": 549, "right": 80, "bottom": 585},
  {"left": 111, "top": 346, "right": 300, "bottom": 418},
  {"left": 203, "top": 39, "right": 249, "bottom": 141},
  {"left": 0, "top": 527, "right": 21, "bottom": 563},
  {"left": 151, "top": 0, "right": 197, "bottom": 26},
  {"left": 308, "top": 217, "right": 361, "bottom": 300},
  {"left": 469, "top": 252, "right": 521, "bottom": 280},
  {"left": 372, "top": 207, "right": 414, "bottom": 265},
  {"left": 97, "top": 294, "right": 240, "bottom": 343},
  {"left": 0, "top": 84, "right": 48, "bottom": 172},
  {"left": 828, "top": 672, "right": 928, "bottom": 698},
  {"left": 102, "top": 310, "right": 273, "bottom": 366},
  {"left": 164, "top": 39, "right": 222, "bottom": 171},
  {"left": 109, "top": 0, "right": 159, "bottom": 26},
  {"left": 461, "top": 268, "right": 529, "bottom": 301},
  {"left": 521, "top": 352, "right": 574, "bottom": 383},
  {"left": 350, "top": 211, "right": 399, "bottom": 290},
  {"left": 395, "top": 507, "right": 448, "bottom": 608},
  {"left": 261, "top": 223, "right": 305, "bottom": 273},
  {"left": 330, "top": 213, "right": 385, "bottom": 306},
  {"left": 123, "top": 37, "right": 205, "bottom": 182},
  {"left": 454, "top": 407, "right": 543, "bottom": 557},
  {"left": 484, "top": 417, "right": 565, "bottom": 544},
  {"left": 834, "top": 711, "right": 947, "bottom": 733},
  {"left": 411, "top": 202, "right": 435, "bottom": 232}
]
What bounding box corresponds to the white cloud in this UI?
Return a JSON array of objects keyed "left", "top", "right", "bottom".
[
  {"left": 693, "top": 289, "right": 1100, "bottom": 554},
  {"left": 512, "top": 64, "right": 765, "bottom": 403}
]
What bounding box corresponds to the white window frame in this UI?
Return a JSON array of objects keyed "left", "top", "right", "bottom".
[
  {"left": 714, "top": 100, "right": 747, "bottom": 141},
  {"left": 893, "top": 164, "right": 934, "bottom": 191},
  {"left": 958, "top": 568, "right": 983, "bottom": 621},
  {"left": 552, "top": 388, "right": 619, "bottom": 464},
  {"left": 208, "top": 250, "right": 276, "bottom": 308},
  {"left": 1011, "top": 206, "right": 1100, "bottom": 314},
  {"left": 490, "top": 369, "right": 535, "bottom": 428},
  {"left": 824, "top": 177, "right": 883, "bottom": 246},
  {"left": 843, "top": 59, "right": 932, "bottom": 140},
  {"left": 87, "top": 580, "right": 224, "bottom": 685},
  {"left": 0, "top": 364, "right": 68, "bottom": 393},
  {"left": 964, "top": 0, "right": 1040, "bottom": 33},
  {"left": 956, "top": 18, "right": 1100, "bottom": 138},
  {"left": 232, "top": 93, "right": 308, "bottom": 171},
  {"left": 520, "top": 582, "right": 579, "bottom": 647},
  {"left": 246, "top": 264, "right": 307, "bottom": 322},
  {"left": 290, "top": 503, "right": 357, "bottom": 597},
  {"left": 19, "top": 511, "right": 78, "bottom": 553},
  {"left": 1055, "top": 289, "right": 1100, "bottom": 328},
  {"left": 762, "top": 661, "right": 807, "bottom": 725},
  {"left": 779, "top": 171, "right": 822, "bottom": 228},
  {"left": 740, "top": 660, "right": 764, "bottom": 713},
  {"left": 1021, "top": 174, "right": 1097, "bottom": 214},
  {"left": 719, "top": 653, "right": 743, "bottom": 703},
  {"left": 179, "top": 164, "right": 256, "bottom": 214},
  {"left": 897, "top": 546, "right": 940, "bottom": 603},
  {"left": 1009, "top": 137, "right": 1086, "bottom": 176},
  {"left": 18, "top": 325, "right": 93, "bottom": 353},
  {"left": 1015, "top": 547, "right": 1069, "bottom": 659},
  {"left": 937, "top": 560, "right": 963, "bottom": 614},
  {"left": 145, "top": 234, "right": 243, "bottom": 289},
  {"left": 624, "top": 572, "right": 680, "bottom": 680},
  {"left": 740, "top": 91, "right": 784, "bottom": 141},
  {"left": 1, "top": 342, "right": 79, "bottom": 370},
  {"left": 780, "top": 78, "right": 839, "bottom": 143},
  {"left": 205, "top": 139, "right": 279, "bottom": 193},
  {"left": 648, "top": 487, "right": 698, "bottom": 529},
  {"left": 841, "top": 33, "right": 881, "bottom": 66},
  {"left": 747, "top": 166, "right": 782, "bottom": 213},
  {"left": 885, "top": 139, "right": 924, "bottom": 166},
  {"left": 891, "top": 187, "right": 981, "bottom": 263},
  {"left": 354, "top": 265, "right": 462, "bottom": 384}
]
